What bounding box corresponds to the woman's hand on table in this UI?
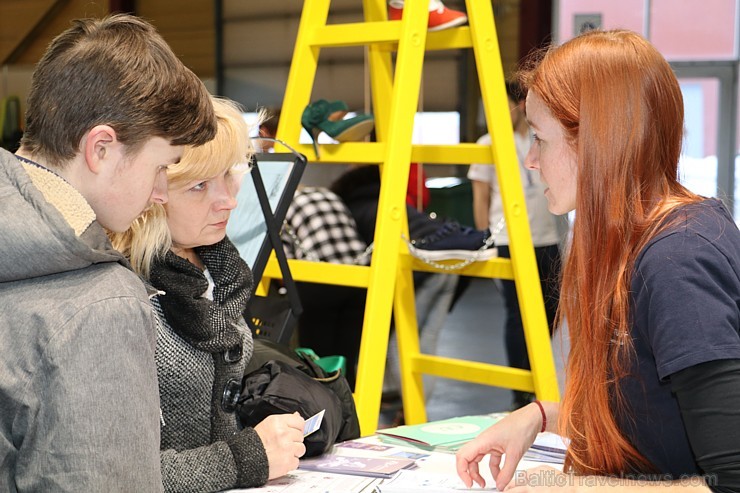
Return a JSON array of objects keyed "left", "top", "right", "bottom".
[{"left": 456, "top": 403, "right": 545, "bottom": 490}]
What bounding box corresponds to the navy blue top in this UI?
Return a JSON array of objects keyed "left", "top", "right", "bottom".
[{"left": 618, "top": 199, "right": 740, "bottom": 476}]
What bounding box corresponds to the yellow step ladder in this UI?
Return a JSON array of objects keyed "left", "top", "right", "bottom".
[{"left": 265, "top": 0, "right": 560, "bottom": 436}]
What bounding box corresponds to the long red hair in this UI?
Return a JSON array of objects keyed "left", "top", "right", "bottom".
[{"left": 521, "top": 30, "right": 701, "bottom": 475}]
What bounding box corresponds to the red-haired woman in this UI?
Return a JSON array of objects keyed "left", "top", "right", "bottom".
[{"left": 456, "top": 30, "right": 740, "bottom": 492}]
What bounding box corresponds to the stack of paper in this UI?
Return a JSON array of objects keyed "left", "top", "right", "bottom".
[
  {"left": 376, "top": 415, "right": 503, "bottom": 453},
  {"left": 374, "top": 469, "right": 498, "bottom": 492},
  {"left": 523, "top": 432, "right": 568, "bottom": 464},
  {"left": 250, "top": 469, "right": 381, "bottom": 493},
  {"left": 299, "top": 455, "right": 416, "bottom": 479}
]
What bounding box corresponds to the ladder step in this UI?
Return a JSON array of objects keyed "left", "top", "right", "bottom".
[
  {"left": 287, "top": 143, "right": 496, "bottom": 164},
  {"left": 263, "top": 251, "right": 514, "bottom": 285},
  {"left": 400, "top": 254, "right": 514, "bottom": 280},
  {"left": 425, "top": 26, "right": 474, "bottom": 51},
  {"left": 264, "top": 257, "right": 370, "bottom": 288},
  {"left": 310, "top": 23, "right": 473, "bottom": 51},
  {"left": 410, "top": 143, "right": 494, "bottom": 164},
  {"left": 411, "top": 354, "right": 535, "bottom": 392},
  {"left": 311, "top": 22, "right": 402, "bottom": 47},
  {"left": 288, "top": 143, "right": 386, "bottom": 163}
]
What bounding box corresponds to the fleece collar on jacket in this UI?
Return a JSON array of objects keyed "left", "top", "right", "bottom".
[{"left": 20, "top": 161, "right": 95, "bottom": 237}]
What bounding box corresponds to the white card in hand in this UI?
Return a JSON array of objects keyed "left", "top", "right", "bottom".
[{"left": 303, "top": 409, "right": 325, "bottom": 437}]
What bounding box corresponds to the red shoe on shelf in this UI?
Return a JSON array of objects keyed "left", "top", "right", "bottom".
[{"left": 388, "top": 0, "right": 468, "bottom": 32}]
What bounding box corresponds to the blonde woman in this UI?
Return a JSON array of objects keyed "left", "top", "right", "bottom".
[{"left": 113, "top": 97, "right": 305, "bottom": 492}]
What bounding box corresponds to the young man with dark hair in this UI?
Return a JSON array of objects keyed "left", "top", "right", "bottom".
[{"left": 0, "top": 14, "right": 216, "bottom": 491}]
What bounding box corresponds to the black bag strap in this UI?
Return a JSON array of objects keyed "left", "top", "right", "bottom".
[{"left": 245, "top": 160, "right": 303, "bottom": 344}]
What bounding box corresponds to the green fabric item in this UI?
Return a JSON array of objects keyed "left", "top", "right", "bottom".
[{"left": 295, "top": 347, "right": 346, "bottom": 376}]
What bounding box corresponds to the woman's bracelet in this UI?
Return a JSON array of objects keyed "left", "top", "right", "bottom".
[{"left": 533, "top": 399, "right": 547, "bottom": 433}]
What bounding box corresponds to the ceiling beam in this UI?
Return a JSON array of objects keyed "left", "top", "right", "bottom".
[{"left": 1, "top": 0, "right": 71, "bottom": 66}]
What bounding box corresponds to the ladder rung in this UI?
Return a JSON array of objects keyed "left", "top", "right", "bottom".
[
  {"left": 401, "top": 254, "right": 515, "bottom": 280},
  {"left": 264, "top": 250, "right": 513, "bottom": 285},
  {"left": 422, "top": 26, "right": 474, "bottom": 51},
  {"left": 287, "top": 143, "right": 495, "bottom": 165},
  {"left": 264, "top": 258, "right": 370, "bottom": 288},
  {"left": 410, "top": 143, "right": 494, "bottom": 164},
  {"left": 411, "top": 354, "right": 536, "bottom": 392},
  {"left": 311, "top": 22, "right": 402, "bottom": 47},
  {"left": 289, "top": 142, "right": 385, "bottom": 163},
  {"left": 374, "top": 27, "right": 474, "bottom": 52},
  {"left": 311, "top": 23, "right": 473, "bottom": 51}
]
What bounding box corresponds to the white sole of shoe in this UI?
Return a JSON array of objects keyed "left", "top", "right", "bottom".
[
  {"left": 428, "top": 15, "right": 468, "bottom": 32},
  {"left": 407, "top": 244, "right": 498, "bottom": 261}
]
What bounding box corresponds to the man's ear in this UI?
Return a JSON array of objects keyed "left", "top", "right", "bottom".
[{"left": 83, "top": 125, "right": 118, "bottom": 174}]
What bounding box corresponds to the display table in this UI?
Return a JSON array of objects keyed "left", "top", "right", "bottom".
[{"left": 225, "top": 432, "right": 563, "bottom": 493}]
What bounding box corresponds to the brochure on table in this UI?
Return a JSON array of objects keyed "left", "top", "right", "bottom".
[
  {"left": 231, "top": 469, "right": 380, "bottom": 493},
  {"left": 523, "top": 432, "right": 568, "bottom": 463},
  {"left": 376, "top": 414, "right": 506, "bottom": 452},
  {"left": 299, "top": 454, "right": 416, "bottom": 478}
]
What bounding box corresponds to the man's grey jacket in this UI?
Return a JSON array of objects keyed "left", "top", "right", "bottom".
[{"left": 0, "top": 148, "right": 163, "bottom": 492}]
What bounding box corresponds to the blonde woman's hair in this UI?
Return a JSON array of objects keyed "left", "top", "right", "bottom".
[{"left": 111, "top": 96, "right": 259, "bottom": 277}]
